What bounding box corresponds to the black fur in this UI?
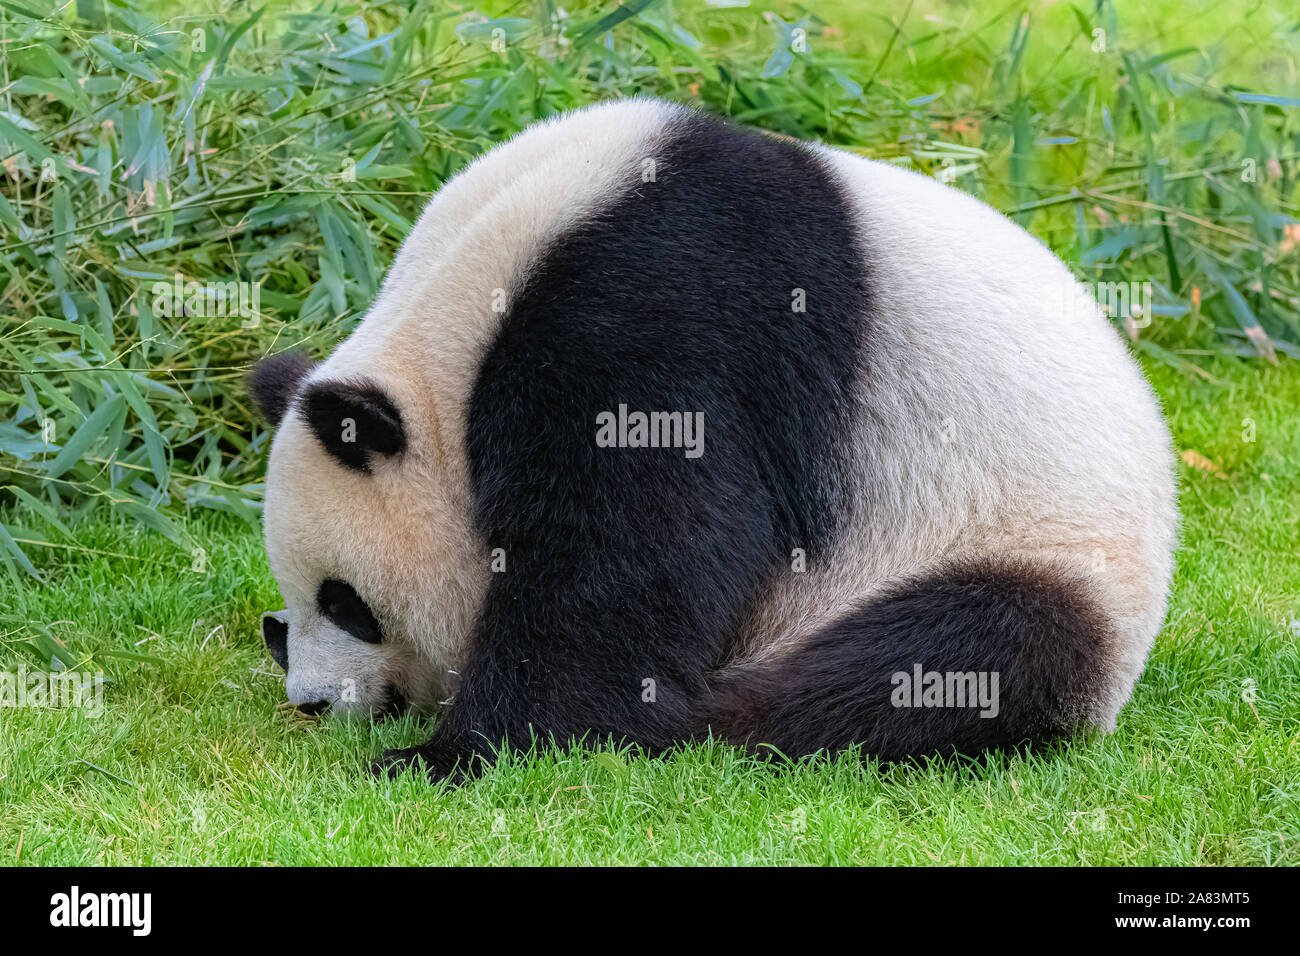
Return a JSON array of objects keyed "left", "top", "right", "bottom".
[
  {"left": 317, "top": 578, "right": 384, "bottom": 644},
  {"left": 382, "top": 109, "right": 873, "bottom": 780},
  {"left": 262, "top": 614, "right": 288, "bottom": 671},
  {"left": 300, "top": 379, "right": 406, "bottom": 473},
  {"left": 697, "top": 561, "right": 1114, "bottom": 762},
  {"left": 249, "top": 349, "right": 315, "bottom": 426}
]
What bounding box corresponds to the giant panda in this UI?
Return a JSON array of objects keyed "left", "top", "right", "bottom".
[{"left": 250, "top": 97, "right": 1178, "bottom": 782}]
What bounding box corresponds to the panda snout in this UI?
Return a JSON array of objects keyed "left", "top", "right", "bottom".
[{"left": 286, "top": 684, "right": 407, "bottom": 720}]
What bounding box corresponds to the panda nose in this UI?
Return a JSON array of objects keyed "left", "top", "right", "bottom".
[
  {"left": 261, "top": 611, "right": 289, "bottom": 671},
  {"left": 297, "top": 699, "right": 331, "bottom": 716}
]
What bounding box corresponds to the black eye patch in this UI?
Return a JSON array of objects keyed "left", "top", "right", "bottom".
[{"left": 316, "top": 579, "right": 384, "bottom": 644}]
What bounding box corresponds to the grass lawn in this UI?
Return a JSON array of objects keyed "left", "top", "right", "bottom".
[{"left": 1, "top": 353, "right": 1296, "bottom": 866}]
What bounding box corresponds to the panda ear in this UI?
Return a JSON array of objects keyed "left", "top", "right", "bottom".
[
  {"left": 250, "top": 350, "right": 315, "bottom": 427},
  {"left": 300, "top": 379, "right": 406, "bottom": 474}
]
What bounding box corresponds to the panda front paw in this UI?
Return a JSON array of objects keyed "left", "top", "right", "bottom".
[{"left": 372, "top": 743, "right": 467, "bottom": 785}]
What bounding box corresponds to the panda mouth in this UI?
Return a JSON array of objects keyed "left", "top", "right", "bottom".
[
  {"left": 292, "top": 686, "right": 406, "bottom": 719},
  {"left": 377, "top": 686, "right": 408, "bottom": 719}
]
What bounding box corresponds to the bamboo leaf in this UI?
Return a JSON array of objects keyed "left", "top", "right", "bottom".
[
  {"left": 0, "top": 521, "right": 42, "bottom": 580},
  {"left": 44, "top": 394, "right": 127, "bottom": 480}
]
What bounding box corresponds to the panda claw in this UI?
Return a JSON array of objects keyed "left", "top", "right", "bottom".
[
  {"left": 371, "top": 746, "right": 421, "bottom": 779},
  {"left": 372, "top": 745, "right": 465, "bottom": 785}
]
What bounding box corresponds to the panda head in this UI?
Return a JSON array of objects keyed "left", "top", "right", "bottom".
[{"left": 249, "top": 349, "right": 482, "bottom": 718}]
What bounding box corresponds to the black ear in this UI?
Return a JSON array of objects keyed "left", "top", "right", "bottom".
[
  {"left": 250, "top": 350, "right": 315, "bottom": 426},
  {"left": 300, "top": 379, "right": 406, "bottom": 473},
  {"left": 261, "top": 612, "right": 289, "bottom": 671}
]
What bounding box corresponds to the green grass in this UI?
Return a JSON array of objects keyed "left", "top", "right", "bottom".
[{"left": 1, "top": 352, "right": 1296, "bottom": 866}]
